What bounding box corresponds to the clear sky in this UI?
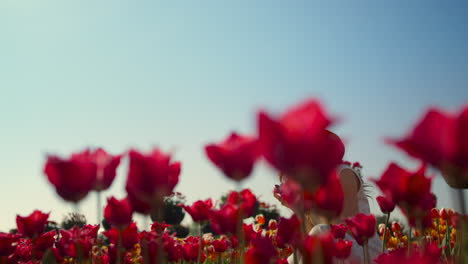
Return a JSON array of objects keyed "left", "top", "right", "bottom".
[{"left": 1, "top": 0, "right": 467, "bottom": 231}]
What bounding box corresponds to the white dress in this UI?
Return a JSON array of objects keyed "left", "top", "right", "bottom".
[{"left": 287, "top": 164, "right": 383, "bottom": 264}]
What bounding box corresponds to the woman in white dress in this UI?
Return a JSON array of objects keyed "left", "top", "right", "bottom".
[{"left": 274, "top": 133, "right": 383, "bottom": 264}]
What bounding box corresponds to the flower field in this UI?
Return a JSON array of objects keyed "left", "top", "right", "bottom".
[{"left": 0, "top": 99, "right": 466, "bottom": 264}]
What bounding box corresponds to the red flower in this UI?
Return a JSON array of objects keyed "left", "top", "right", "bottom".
[
  {"left": 374, "top": 163, "right": 434, "bottom": 218},
  {"left": 16, "top": 210, "right": 49, "bottom": 238},
  {"left": 274, "top": 178, "right": 314, "bottom": 212},
  {"left": 151, "top": 222, "right": 171, "bottom": 233},
  {"left": 182, "top": 241, "right": 200, "bottom": 262},
  {"left": 44, "top": 151, "right": 97, "bottom": 202},
  {"left": 90, "top": 148, "right": 122, "bottom": 191},
  {"left": 56, "top": 225, "right": 99, "bottom": 259},
  {"left": 300, "top": 233, "right": 334, "bottom": 264},
  {"left": 103, "top": 222, "right": 139, "bottom": 250},
  {"left": 387, "top": 106, "right": 468, "bottom": 188},
  {"left": 205, "top": 132, "right": 259, "bottom": 181},
  {"left": 312, "top": 172, "right": 343, "bottom": 221},
  {"left": 226, "top": 189, "right": 257, "bottom": 217},
  {"left": 104, "top": 196, "right": 133, "bottom": 228},
  {"left": 181, "top": 199, "right": 213, "bottom": 222},
  {"left": 0, "top": 233, "right": 20, "bottom": 256},
  {"left": 244, "top": 236, "right": 278, "bottom": 264},
  {"left": 125, "top": 148, "right": 181, "bottom": 215},
  {"left": 276, "top": 215, "right": 301, "bottom": 248},
  {"left": 212, "top": 237, "right": 229, "bottom": 253},
  {"left": 243, "top": 223, "right": 261, "bottom": 244},
  {"left": 330, "top": 224, "right": 347, "bottom": 239},
  {"left": 345, "top": 213, "right": 376, "bottom": 246},
  {"left": 34, "top": 230, "right": 56, "bottom": 252},
  {"left": 376, "top": 195, "right": 396, "bottom": 214},
  {"left": 257, "top": 99, "right": 343, "bottom": 191},
  {"left": 209, "top": 204, "right": 240, "bottom": 235},
  {"left": 333, "top": 239, "right": 353, "bottom": 260}
]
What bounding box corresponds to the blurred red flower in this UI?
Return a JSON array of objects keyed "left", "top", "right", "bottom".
[
  {"left": 56, "top": 224, "right": 99, "bottom": 259},
  {"left": 312, "top": 172, "right": 344, "bottom": 221},
  {"left": 103, "top": 222, "right": 139, "bottom": 250},
  {"left": 209, "top": 204, "right": 240, "bottom": 235},
  {"left": 104, "top": 196, "right": 133, "bottom": 228},
  {"left": 212, "top": 237, "right": 229, "bottom": 253},
  {"left": 330, "top": 224, "right": 347, "bottom": 240},
  {"left": 244, "top": 236, "right": 278, "bottom": 264},
  {"left": 226, "top": 189, "right": 257, "bottom": 218},
  {"left": 181, "top": 199, "right": 213, "bottom": 222},
  {"left": 300, "top": 233, "right": 334, "bottom": 264},
  {"left": 125, "top": 148, "right": 181, "bottom": 216},
  {"left": 205, "top": 132, "right": 260, "bottom": 182},
  {"left": 387, "top": 106, "right": 468, "bottom": 188},
  {"left": 276, "top": 215, "right": 301, "bottom": 248},
  {"left": 375, "top": 163, "right": 434, "bottom": 219},
  {"left": 0, "top": 233, "right": 20, "bottom": 256},
  {"left": 333, "top": 239, "right": 353, "bottom": 260},
  {"left": 258, "top": 99, "right": 343, "bottom": 191},
  {"left": 16, "top": 210, "right": 49, "bottom": 238},
  {"left": 345, "top": 213, "right": 376, "bottom": 246},
  {"left": 90, "top": 148, "right": 122, "bottom": 191},
  {"left": 44, "top": 151, "right": 97, "bottom": 202}
]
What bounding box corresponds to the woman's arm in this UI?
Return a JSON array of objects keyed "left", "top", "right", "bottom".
[{"left": 339, "top": 168, "right": 360, "bottom": 218}]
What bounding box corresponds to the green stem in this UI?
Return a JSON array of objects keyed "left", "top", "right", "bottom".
[
  {"left": 382, "top": 213, "right": 390, "bottom": 253},
  {"left": 116, "top": 228, "right": 123, "bottom": 264},
  {"left": 197, "top": 223, "right": 203, "bottom": 264},
  {"left": 363, "top": 243, "right": 369, "bottom": 264},
  {"left": 436, "top": 218, "right": 442, "bottom": 246},
  {"left": 416, "top": 217, "right": 425, "bottom": 251},
  {"left": 407, "top": 226, "right": 412, "bottom": 256},
  {"left": 97, "top": 191, "right": 102, "bottom": 225}
]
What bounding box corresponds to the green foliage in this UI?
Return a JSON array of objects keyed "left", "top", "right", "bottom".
[
  {"left": 61, "top": 212, "right": 87, "bottom": 230},
  {"left": 168, "top": 224, "right": 190, "bottom": 238}
]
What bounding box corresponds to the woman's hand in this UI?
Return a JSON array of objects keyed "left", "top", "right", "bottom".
[{"left": 273, "top": 185, "right": 296, "bottom": 213}]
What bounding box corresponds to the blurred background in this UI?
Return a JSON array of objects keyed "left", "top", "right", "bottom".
[{"left": 1, "top": 0, "right": 467, "bottom": 231}]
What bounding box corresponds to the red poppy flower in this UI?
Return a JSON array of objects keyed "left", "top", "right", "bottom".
[
  {"left": 387, "top": 106, "right": 468, "bottom": 188},
  {"left": 257, "top": 99, "right": 342, "bottom": 191},
  {"left": 205, "top": 132, "right": 259, "bottom": 181},
  {"left": 16, "top": 210, "right": 49, "bottom": 238},
  {"left": 181, "top": 199, "right": 213, "bottom": 222},
  {"left": 104, "top": 196, "right": 133, "bottom": 228},
  {"left": 125, "top": 148, "right": 181, "bottom": 215}
]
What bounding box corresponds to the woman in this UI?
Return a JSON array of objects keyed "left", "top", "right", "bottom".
[{"left": 274, "top": 132, "right": 382, "bottom": 264}]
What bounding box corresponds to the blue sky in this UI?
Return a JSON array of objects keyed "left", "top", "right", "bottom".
[{"left": 0, "top": 0, "right": 467, "bottom": 230}]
